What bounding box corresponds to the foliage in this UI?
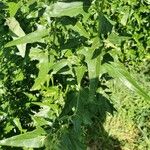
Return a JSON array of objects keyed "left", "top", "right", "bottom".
[
  {"left": 105, "top": 74, "right": 150, "bottom": 150},
  {"left": 0, "top": 0, "right": 149, "bottom": 149}
]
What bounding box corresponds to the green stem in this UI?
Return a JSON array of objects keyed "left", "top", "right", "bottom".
[{"left": 88, "top": 1, "right": 104, "bottom": 102}]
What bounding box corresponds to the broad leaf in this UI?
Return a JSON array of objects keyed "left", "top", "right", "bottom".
[
  {"left": 45, "top": 2, "right": 85, "bottom": 17},
  {"left": 31, "top": 62, "right": 49, "bottom": 90},
  {"left": 13, "top": 118, "right": 25, "bottom": 133},
  {"left": 32, "top": 116, "right": 52, "bottom": 127},
  {"left": 0, "top": 128, "right": 46, "bottom": 148},
  {"left": 75, "top": 66, "right": 86, "bottom": 85},
  {"left": 103, "top": 62, "right": 150, "bottom": 101},
  {"left": 99, "top": 13, "right": 113, "bottom": 35},
  {"left": 6, "top": 17, "right": 26, "bottom": 57},
  {"left": 120, "top": 6, "right": 130, "bottom": 26},
  {"left": 7, "top": 2, "right": 21, "bottom": 17},
  {"left": 29, "top": 48, "right": 49, "bottom": 90},
  {"left": 50, "top": 59, "right": 69, "bottom": 74},
  {"left": 5, "top": 29, "right": 49, "bottom": 47},
  {"left": 71, "top": 22, "right": 90, "bottom": 38}
]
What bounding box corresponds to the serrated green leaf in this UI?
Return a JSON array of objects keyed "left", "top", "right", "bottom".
[
  {"left": 14, "top": 71, "right": 24, "bottom": 82},
  {"left": 29, "top": 48, "right": 48, "bottom": 62},
  {"left": 0, "top": 128, "right": 46, "bottom": 148},
  {"left": 7, "top": 2, "right": 21, "bottom": 17},
  {"left": 75, "top": 66, "right": 86, "bottom": 85},
  {"left": 99, "top": 13, "right": 113, "bottom": 35},
  {"left": 31, "top": 62, "right": 49, "bottom": 90},
  {"left": 71, "top": 22, "right": 90, "bottom": 38},
  {"left": 50, "top": 59, "right": 68, "bottom": 74},
  {"left": 120, "top": 7, "right": 130, "bottom": 26},
  {"left": 6, "top": 17, "right": 25, "bottom": 37},
  {"left": 34, "top": 105, "right": 50, "bottom": 118},
  {"left": 30, "top": 48, "right": 49, "bottom": 91},
  {"left": 91, "top": 36, "right": 101, "bottom": 50},
  {"left": 45, "top": 2, "right": 84, "bottom": 17},
  {"left": 107, "top": 32, "right": 129, "bottom": 45},
  {"left": 13, "top": 118, "right": 25, "bottom": 133},
  {"left": 32, "top": 116, "right": 52, "bottom": 127},
  {"left": 42, "top": 86, "right": 59, "bottom": 97},
  {"left": 5, "top": 29, "right": 49, "bottom": 48}
]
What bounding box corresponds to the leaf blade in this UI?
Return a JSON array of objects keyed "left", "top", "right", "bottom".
[
  {"left": 0, "top": 128, "right": 46, "bottom": 148},
  {"left": 6, "top": 17, "right": 26, "bottom": 57},
  {"left": 103, "top": 62, "right": 150, "bottom": 101},
  {"left": 5, "top": 29, "right": 49, "bottom": 47},
  {"left": 45, "top": 2, "right": 84, "bottom": 17}
]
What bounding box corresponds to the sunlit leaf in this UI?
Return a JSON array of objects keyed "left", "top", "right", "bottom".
[
  {"left": 71, "top": 22, "right": 90, "bottom": 38},
  {"left": 50, "top": 59, "right": 69, "bottom": 74},
  {"left": 7, "top": 2, "right": 21, "bottom": 17},
  {"left": 45, "top": 2, "right": 85, "bottom": 17},
  {"left": 31, "top": 62, "right": 49, "bottom": 90},
  {"left": 0, "top": 128, "right": 46, "bottom": 148},
  {"left": 75, "top": 66, "right": 86, "bottom": 85},
  {"left": 32, "top": 116, "right": 52, "bottom": 127},
  {"left": 13, "top": 118, "right": 25, "bottom": 133},
  {"left": 120, "top": 7, "right": 130, "bottom": 26},
  {"left": 5, "top": 29, "right": 49, "bottom": 47},
  {"left": 103, "top": 62, "right": 150, "bottom": 101},
  {"left": 30, "top": 48, "right": 49, "bottom": 90},
  {"left": 6, "top": 17, "right": 26, "bottom": 57}
]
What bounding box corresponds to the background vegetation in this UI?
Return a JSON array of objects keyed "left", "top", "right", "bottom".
[{"left": 0, "top": 0, "right": 150, "bottom": 150}]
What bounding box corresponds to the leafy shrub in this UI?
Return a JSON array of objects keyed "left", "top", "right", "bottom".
[{"left": 0, "top": 0, "right": 149, "bottom": 149}]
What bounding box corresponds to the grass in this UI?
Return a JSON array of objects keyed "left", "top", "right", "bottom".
[{"left": 103, "top": 71, "right": 150, "bottom": 150}]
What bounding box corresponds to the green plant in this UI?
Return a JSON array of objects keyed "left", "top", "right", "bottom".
[
  {"left": 0, "top": 0, "right": 149, "bottom": 149},
  {"left": 104, "top": 72, "right": 150, "bottom": 150}
]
